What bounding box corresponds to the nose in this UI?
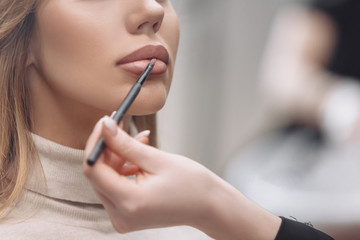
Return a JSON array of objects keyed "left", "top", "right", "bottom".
[{"left": 126, "top": 0, "right": 165, "bottom": 35}]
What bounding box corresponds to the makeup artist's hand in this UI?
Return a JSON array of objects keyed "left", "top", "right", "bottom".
[
  {"left": 83, "top": 116, "right": 218, "bottom": 231},
  {"left": 83, "top": 116, "right": 281, "bottom": 240}
]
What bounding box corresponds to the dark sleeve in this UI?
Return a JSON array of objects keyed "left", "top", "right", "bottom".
[
  {"left": 274, "top": 217, "right": 334, "bottom": 240},
  {"left": 306, "top": 0, "right": 354, "bottom": 23}
]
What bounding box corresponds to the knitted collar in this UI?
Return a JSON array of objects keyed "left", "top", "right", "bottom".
[{"left": 26, "top": 122, "right": 138, "bottom": 204}]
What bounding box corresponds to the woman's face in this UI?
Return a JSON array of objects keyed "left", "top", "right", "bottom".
[{"left": 29, "top": 0, "right": 180, "bottom": 118}]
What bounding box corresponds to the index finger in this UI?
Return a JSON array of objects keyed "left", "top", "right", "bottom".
[{"left": 84, "top": 154, "right": 137, "bottom": 202}]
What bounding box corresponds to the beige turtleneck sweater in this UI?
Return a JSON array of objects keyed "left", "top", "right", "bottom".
[{"left": 0, "top": 134, "right": 211, "bottom": 239}]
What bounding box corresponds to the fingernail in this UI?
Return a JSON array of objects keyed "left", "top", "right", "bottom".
[
  {"left": 135, "top": 130, "right": 151, "bottom": 139},
  {"left": 94, "top": 116, "right": 105, "bottom": 131},
  {"left": 103, "top": 116, "right": 118, "bottom": 136},
  {"left": 110, "top": 111, "right": 116, "bottom": 118}
]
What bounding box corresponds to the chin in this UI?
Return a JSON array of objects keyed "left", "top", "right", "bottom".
[
  {"left": 129, "top": 96, "right": 167, "bottom": 116},
  {"left": 131, "top": 86, "right": 169, "bottom": 114}
]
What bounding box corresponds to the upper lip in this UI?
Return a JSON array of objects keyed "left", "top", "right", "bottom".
[{"left": 116, "top": 45, "right": 169, "bottom": 65}]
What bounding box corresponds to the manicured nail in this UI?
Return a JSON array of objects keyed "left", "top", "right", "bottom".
[
  {"left": 135, "top": 130, "right": 151, "bottom": 139},
  {"left": 94, "top": 116, "right": 105, "bottom": 131},
  {"left": 110, "top": 111, "right": 116, "bottom": 118},
  {"left": 103, "top": 116, "right": 118, "bottom": 136}
]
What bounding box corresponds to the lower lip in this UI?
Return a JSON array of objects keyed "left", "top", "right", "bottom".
[{"left": 118, "top": 59, "right": 168, "bottom": 75}]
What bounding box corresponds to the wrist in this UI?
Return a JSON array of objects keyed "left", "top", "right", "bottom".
[
  {"left": 192, "top": 173, "right": 281, "bottom": 240},
  {"left": 186, "top": 168, "right": 222, "bottom": 232}
]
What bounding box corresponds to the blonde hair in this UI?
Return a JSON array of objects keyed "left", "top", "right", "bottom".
[
  {"left": 0, "top": 0, "right": 38, "bottom": 218},
  {"left": 0, "top": 0, "right": 157, "bottom": 218}
]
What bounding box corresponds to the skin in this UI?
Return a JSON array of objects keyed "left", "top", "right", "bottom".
[
  {"left": 83, "top": 116, "right": 282, "bottom": 240},
  {"left": 24, "top": 0, "right": 281, "bottom": 238},
  {"left": 26, "top": 0, "right": 180, "bottom": 149}
]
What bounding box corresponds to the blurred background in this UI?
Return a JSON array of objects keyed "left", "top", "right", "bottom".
[
  {"left": 158, "top": 0, "right": 291, "bottom": 174},
  {"left": 158, "top": 1, "right": 360, "bottom": 239}
]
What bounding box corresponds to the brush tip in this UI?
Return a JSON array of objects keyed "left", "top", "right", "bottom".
[{"left": 150, "top": 58, "right": 157, "bottom": 65}]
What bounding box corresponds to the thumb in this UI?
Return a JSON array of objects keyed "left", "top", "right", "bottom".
[{"left": 102, "top": 116, "right": 160, "bottom": 171}]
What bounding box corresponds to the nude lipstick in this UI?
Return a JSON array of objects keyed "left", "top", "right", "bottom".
[
  {"left": 116, "top": 45, "right": 169, "bottom": 75},
  {"left": 87, "top": 58, "right": 156, "bottom": 166}
]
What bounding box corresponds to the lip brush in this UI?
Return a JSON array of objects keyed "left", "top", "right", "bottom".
[{"left": 87, "top": 58, "right": 156, "bottom": 166}]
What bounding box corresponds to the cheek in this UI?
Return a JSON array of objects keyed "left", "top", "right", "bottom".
[
  {"left": 162, "top": 12, "right": 180, "bottom": 63},
  {"left": 33, "top": 3, "right": 122, "bottom": 109},
  {"left": 36, "top": 4, "right": 105, "bottom": 70}
]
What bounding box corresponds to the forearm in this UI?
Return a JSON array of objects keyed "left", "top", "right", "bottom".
[
  {"left": 192, "top": 173, "right": 281, "bottom": 240},
  {"left": 189, "top": 172, "right": 334, "bottom": 240}
]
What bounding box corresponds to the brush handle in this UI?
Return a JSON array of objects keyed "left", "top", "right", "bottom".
[
  {"left": 87, "top": 83, "right": 141, "bottom": 166},
  {"left": 87, "top": 138, "right": 106, "bottom": 166},
  {"left": 113, "top": 83, "right": 141, "bottom": 124},
  {"left": 87, "top": 60, "right": 155, "bottom": 166}
]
